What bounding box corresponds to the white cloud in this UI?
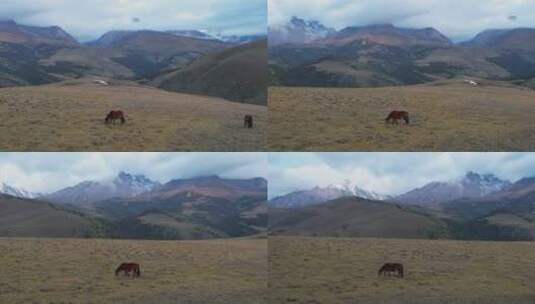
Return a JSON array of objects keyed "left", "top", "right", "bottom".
[
  {"left": 269, "top": 152, "right": 535, "bottom": 198},
  {"left": 1, "top": 0, "right": 267, "bottom": 41},
  {"left": 0, "top": 153, "right": 267, "bottom": 193},
  {"left": 269, "top": 0, "right": 535, "bottom": 41}
]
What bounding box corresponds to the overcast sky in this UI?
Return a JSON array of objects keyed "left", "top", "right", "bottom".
[
  {"left": 269, "top": 0, "right": 535, "bottom": 42},
  {"left": 1, "top": 0, "right": 267, "bottom": 42},
  {"left": 0, "top": 153, "right": 267, "bottom": 193},
  {"left": 269, "top": 153, "right": 535, "bottom": 198}
]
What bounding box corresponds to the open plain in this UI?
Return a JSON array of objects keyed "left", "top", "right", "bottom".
[
  {"left": 269, "top": 237, "right": 535, "bottom": 304},
  {"left": 268, "top": 81, "right": 535, "bottom": 151},
  {"left": 0, "top": 79, "right": 266, "bottom": 151},
  {"left": 0, "top": 237, "right": 267, "bottom": 304}
]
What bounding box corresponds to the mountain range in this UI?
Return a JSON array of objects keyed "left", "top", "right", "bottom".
[
  {"left": 270, "top": 172, "right": 535, "bottom": 241},
  {"left": 0, "top": 20, "right": 267, "bottom": 104},
  {"left": 393, "top": 172, "right": 512, "bottom": 206},
  {"left": 44, "top": 171, "right": 162, "bottom": 206},
  {"left": 0, "top": 173, "right": 267, "bottom": 240},
  {"left": 269, "top": 17, "right": 535, "bottom": 88}
]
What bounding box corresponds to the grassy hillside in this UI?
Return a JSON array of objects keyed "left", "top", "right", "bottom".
[
  {"left": 270, "top": 197, "right": 448, "bottom": 239},
  {"left": 0, "top": 78, "right": 266, "bottom": 151},
  {"left": 269, "top": 36, "right": 535, "bottom": 88},
  {"left": 156, "top": 40, "right": 268, "bottom": 105},
  {"left": 269, "top": 195, "right": 535, "bottom": 241},
  {"left": 0, "top": 195, "right": 104, "bottom": 238},
  {"left": 268, "top": 80, "right": 535, "bottom": 151},
  {"left": 269, "top": 237, "right": 535, "bottom": 304},
  {"left": 0, "top": 238, "right": 267, "bottom": 304}
]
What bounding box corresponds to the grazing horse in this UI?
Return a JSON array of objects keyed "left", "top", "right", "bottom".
[
  {"left": 385, "top": 111, "right": 410, "bottom": 125},
  {"left": 378, "top": 263, "right": 404, "bottom": 278},
  {"left": 244, "top": 115, "right": 254, "bottom": 129},
  {"left": 105, "top": 111, "right": 126, "bottom": 124},
  {"left": 115, "top": 263, "right": 141, "bottom": 277}
]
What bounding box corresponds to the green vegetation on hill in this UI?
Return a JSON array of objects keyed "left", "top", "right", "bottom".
[{"left": 156, "top": 40, "right": 268, "bottom": 105}]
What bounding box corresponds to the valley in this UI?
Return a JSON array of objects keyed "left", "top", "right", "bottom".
[
  {"left": 0, "top": 237, "right": 267, "bottom": 304},
  {"left": 268, "top": 81, "right": 535, "bottom": 151},
  {"left": 0, "top": 79, "right": 266, "bottom": 151},
  {"left": 269, "top": 237, "right": 535, "bottom": 304}
]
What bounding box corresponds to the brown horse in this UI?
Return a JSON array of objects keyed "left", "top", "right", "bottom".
[
  {"left": 378, "top": 263, "right": 404, "bottom": 278},
  {"left": 115, "top": 263, "right": 141, "bottom": 277},
  {"left": 105, "top": 111, "right": 126, "bottom": 124},
  {"left": 244, "top": 115, "right": 254, "bottom": 129},
  {"left": 385, "top": 111, "right": 410, "bottom": 125}
]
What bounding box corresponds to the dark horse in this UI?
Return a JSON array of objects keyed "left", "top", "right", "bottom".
[
  {"left": 244, "top": 115, "right": 254, "bottom": 129},
  {"left": 378, "top": 263, "right": 404, "bottom": 278},
  {"left": 105, "top": 110, "right": 126, "bottom": 124},
  {"left": 385, "top": 111, "right": 410, "bottom": 125},
  {"left": 115, "top": 263, "right": 141, "bottom": 277}
]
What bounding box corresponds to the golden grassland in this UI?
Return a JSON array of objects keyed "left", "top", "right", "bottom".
[
  {"left": 269, "top": 237, "right": 535, "bottom": 304},
  {"left": 0, "top": 238, "right": 267, "bottom": 304},
  {"left": 268, "top": 82, "right": 535, "bottom": 151},
  {"left": 0, "top": 79, "right": 266, "bottom": 151}
]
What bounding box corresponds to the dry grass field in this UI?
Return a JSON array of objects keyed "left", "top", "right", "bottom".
[
  {"left": 0, "top": 79, "right": 266, "bottom": 151},
  {"left": 269, "top": 237, "right": 535, "bottom": 304},
  {"left": 0, "top": 238, "right": 267, "bottom": 304},
  {"left": 268, "top": 81, "right": 535, "bottom": 151}
]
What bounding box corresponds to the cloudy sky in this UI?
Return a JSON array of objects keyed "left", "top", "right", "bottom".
[
  {"left": 269, "top": 153, "right": 535, "bottom": 198},
  {"left": 1, "top": 0, "right": 266, "bottom": 42},
  {"left": 269, "top": 0, "right": 535, "bottom": 42},
  {"left": 0, "top": 153, "right": 267, "bottom": 193}
]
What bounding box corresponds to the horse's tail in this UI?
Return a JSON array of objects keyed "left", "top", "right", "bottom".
[
  {"left": 120, "top": 116, "right": 126, "bottom": 124},
  {"left": 404, "top": 113, "right": 410, "bottom": 125},
  {"left": 136, "top": 266, "right": 141, "bottom": 277},
  {"left": 115, "top": 266, "right": 121, "bottom": 276}
]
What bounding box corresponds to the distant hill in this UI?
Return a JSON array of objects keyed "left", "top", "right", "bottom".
[
  {"left": 317, "top": 23, "right": 452, "bottom": 47},
  {"left": 57, "top": 30, "right": 231, "bottom": 78},
  {"left": 0, "top": 20, "right": 78, "bottom": 46},
  {"left": 0, "top": 194, "right": 103, "bottom": 238},
  {"left": 155, "top": 39, "right": 268, "bottom": 105},
  {"left": 463, "top": 28, "right": 535, "bottom": 50},
  {"left": 270, "top": 197, "right": 447, "bottom": 239}
]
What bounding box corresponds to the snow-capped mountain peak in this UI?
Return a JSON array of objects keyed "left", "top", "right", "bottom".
[
  {"left": 270, "top": 183, "right": 389, "bottom": 209},
  {"left": 0, "top": 183, "right": 41, "bottom": 199},
  {"left": 394, "top": 172, "right": 512, "bottom": 205},
  {"left": 113, "top": 171, "right": 161, "bottom": 196},
  {"left": 269, "top": 16, "right": 336, "bottom": 45},
  {"left": 328, "top": 182, "right": 390, "bottom": 201}
]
